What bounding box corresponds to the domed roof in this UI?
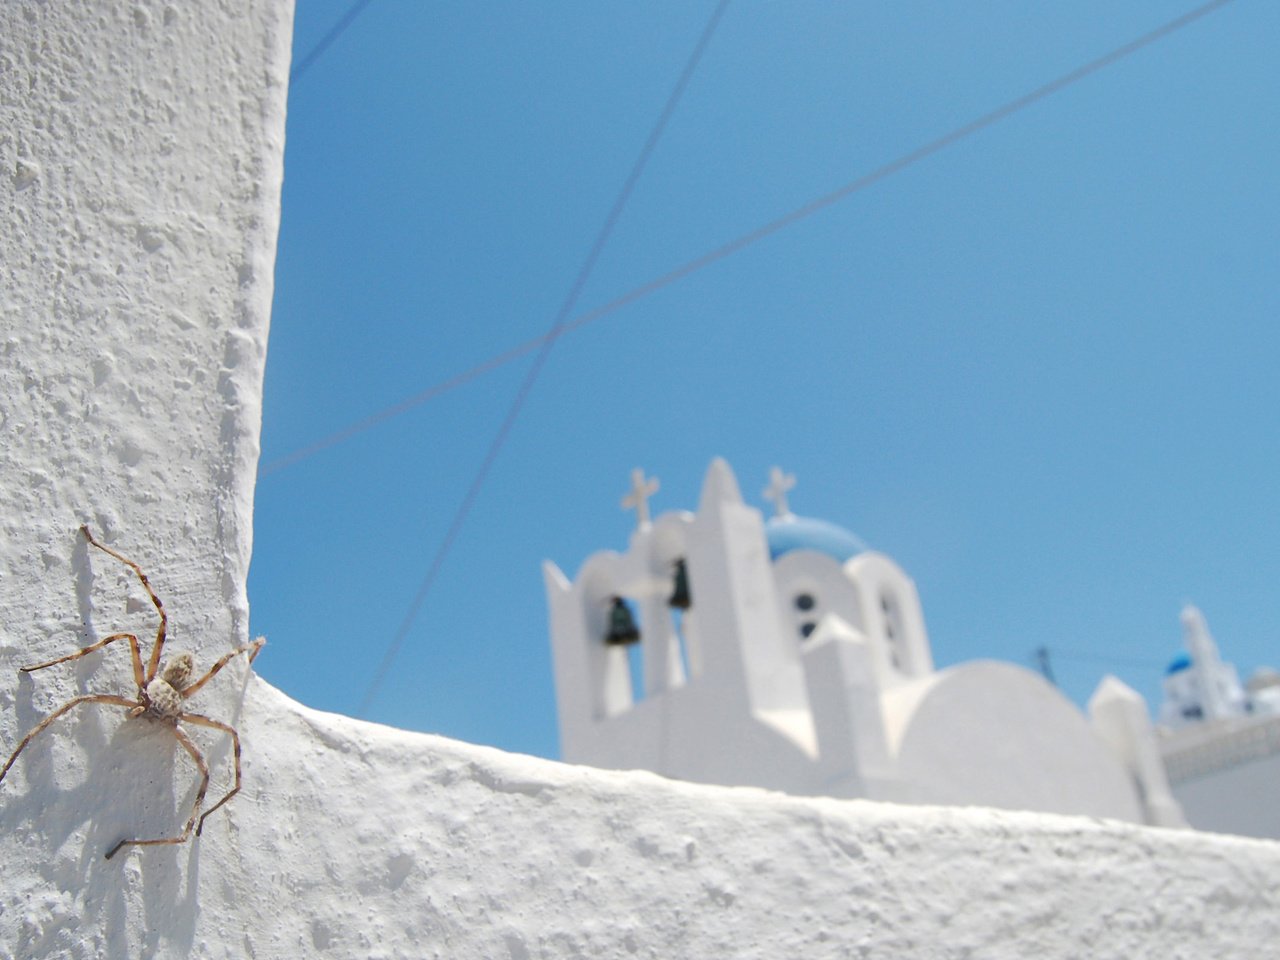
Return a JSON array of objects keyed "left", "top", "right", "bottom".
[
  {"left": 1247, "top": 666, "right": 1280, "bottom": 692},
  {"left": 765, "top": 514, "right": 868, "bottom": 563},
  {"left": 1166, "top": 653, "right": 1192, "bottom": 676}
]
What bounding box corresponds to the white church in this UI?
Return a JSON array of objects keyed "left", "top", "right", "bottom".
[{"left": 544, "top": 458, "right": 1184, "bottom": 828}]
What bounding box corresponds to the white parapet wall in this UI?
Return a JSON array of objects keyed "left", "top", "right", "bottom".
[
  {"left": 2, "top": 4, "right": 1280, "bottom": 958},
  {"left": 0, "top": 0, "right": 292, "bottom": 659}
]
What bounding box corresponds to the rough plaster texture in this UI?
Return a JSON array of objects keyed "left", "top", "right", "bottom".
[
  {"left": 1, "top": 0, "right": 288, "bottom": 652},
  {"left": 3, "top": 3, "right": 1280, "bottom": 958},
  {"left": 14, "top": 672, "right": 1280, "bottom": 958},
  {"left": 1, "top": 0, "right": 291, "bottom": 955}
]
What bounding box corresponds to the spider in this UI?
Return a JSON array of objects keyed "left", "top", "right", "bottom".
[{"left": 0, "top": 525, "right": 264, "bottom": 860}]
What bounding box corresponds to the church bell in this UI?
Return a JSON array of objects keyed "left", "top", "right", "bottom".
[
  {"left": 668, "top": 557, "right": 692, "bottom": 610},
  {"left": 604, "top": 596, "right": 641, "bottom": 646}
]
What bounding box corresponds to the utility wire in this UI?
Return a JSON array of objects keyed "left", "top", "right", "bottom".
[
  {"left": 261, "top": 338, "right": 542, "bottom": 475},
  {"left": 356, "top": 0, "right": 733, "bottom": 716},
  {"left": 290, "top": 0, "right": 378, "bottom": 85},
  {"left": 262, "top": 0, "right": 1238, "bottom": 480},
  {"left": 1049, "top": 650, "right": 1167, "bottom": 669}
]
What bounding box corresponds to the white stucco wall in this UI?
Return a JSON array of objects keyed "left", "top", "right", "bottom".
[
  {"left": 1, "top": 0, "right": 292, "bottom": 954},
  {"left": 17, "top": 672, "right": 1280, "bottom": 957},
  {"left": 1174, "top": 751, "right": 1280, "bottom": 841},
  {"left": 3, "top": 4, "right": 1280, "bottom": 958},
  {"left": 1, "top": 0, "right": 290, "bottom": 660}
]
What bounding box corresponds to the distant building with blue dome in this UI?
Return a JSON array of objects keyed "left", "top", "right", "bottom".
[
  {"left": 1154, "top": 605, "right": 1280, "bottom": 839},
  {"left": 1159, "top": 606, "right": 1249, "bottom": 728}
]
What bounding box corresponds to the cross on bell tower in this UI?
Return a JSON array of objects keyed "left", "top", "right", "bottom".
[
  {"left": 621, "top": 468, "right": 660, "bottom": 528},
  {"left": 763, "top": 466, "right": 796, "bottom": 518}
]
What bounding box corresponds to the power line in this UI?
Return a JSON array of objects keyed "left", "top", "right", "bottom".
[
  {"left": 357, "top": 0, "right": 1231, "bottom": 717},
  {"left": 1050, "top": 649, "right": 1167, "bottom": 670},
  {"left": 262, "top": 0, "right": 1238, "bottom": 480},
  {"left": 355, "top": 0, "right": 734, "bottom": 716},
  {"left": 259, "top": 337, "right": 541, "bottom": 476},
  {"left": 290, "top": 0, "right": 378, "bottom": 85}
]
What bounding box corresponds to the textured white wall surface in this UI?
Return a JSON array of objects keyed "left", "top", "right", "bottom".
[
  {"left": 0, "top": 0, "right": 292, "bottom": 955},
  {"left": 2, "top": 3, "right": 1280, "bottom": 958},
  {"left": 1, "top": 0, "right": 290, "bottom": 657}
]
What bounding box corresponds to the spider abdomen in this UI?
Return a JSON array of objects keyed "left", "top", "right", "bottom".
[{"left": 145, "top": 677, "right": 183, "bottom": 719}]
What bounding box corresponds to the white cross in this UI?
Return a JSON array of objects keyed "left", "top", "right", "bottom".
[
  {"left": 621, "top": 468, "right": 660, "bottom": 527},
  {"left": 763, "top": 466, "right": 796, "bottom": 518}
]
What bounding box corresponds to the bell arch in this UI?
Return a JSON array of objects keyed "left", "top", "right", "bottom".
[{"left": 843, "top": 552, "right": 933, "bottom": 685}]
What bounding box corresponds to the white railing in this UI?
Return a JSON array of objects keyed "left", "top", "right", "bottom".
[{"left": 1161, "top": 714, "right": 1280, "bottom": 784}]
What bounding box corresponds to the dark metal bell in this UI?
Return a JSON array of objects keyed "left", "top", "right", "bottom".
[
  {"left": 604, "top": 596, "right": 641, "bottom": 646},
  {"left": 668, "top": 558, "right": 692, "bottom": 610}
]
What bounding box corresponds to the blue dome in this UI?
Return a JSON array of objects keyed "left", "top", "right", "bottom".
[
  {"left": 765, "top": 515, "right": 868, "bottom": 563},
  {"left": 1166, "top": 654, "right": 1192, "bottom": 676}
]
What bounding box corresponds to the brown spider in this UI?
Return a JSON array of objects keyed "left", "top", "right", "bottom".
[{"left": 0, "top": 525, "right": 264, "bottom": 860}]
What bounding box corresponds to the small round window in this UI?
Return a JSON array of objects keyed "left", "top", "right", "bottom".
[
  {"left": 794, "top": 593, "right": 815, "bottom": 612},
  {"left": 799, "top": 622, "right": 816, "bottom": 639}
]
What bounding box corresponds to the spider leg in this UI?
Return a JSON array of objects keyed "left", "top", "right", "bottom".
[
  {"left": 180, "top": 713, "right": 243, "bottom": 835},
  {"left": 81, "top": 526, "right": 168, "bottom": 684},
  {"left": 0, "top": 694, "right": 137, "bottom": 786},
  {"left": 179, "top": 638, "right": 264, "bottom": 700},
  {"left": 21, "top": 633, "right": 146, "bottom": 689},
  {"left": 105, "top": 724, "right": 209, "bottom": 860}
]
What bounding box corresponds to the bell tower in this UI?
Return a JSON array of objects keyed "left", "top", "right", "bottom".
[{"left": 543, "top": 459, "right": 818, "bottom": 789}]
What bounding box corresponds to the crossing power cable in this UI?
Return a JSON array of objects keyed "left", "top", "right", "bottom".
[
  {"left": 263, "top": 0, "right": 1239, "bottom": 481},
  {"left": 355, "top": 0, "right": 733, "bottom": 716},
  {"left": 290, "top": 0, "right": 378, "bottom": 85}
]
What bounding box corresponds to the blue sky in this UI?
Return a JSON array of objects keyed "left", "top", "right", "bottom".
[{"left": 248, "top": 1, "right": 1279, "bottom": 761}]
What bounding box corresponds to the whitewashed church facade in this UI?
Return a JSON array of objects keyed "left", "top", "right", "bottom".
[{"left": 544, "top": 458, "right": 1183, "bottom": 827}]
